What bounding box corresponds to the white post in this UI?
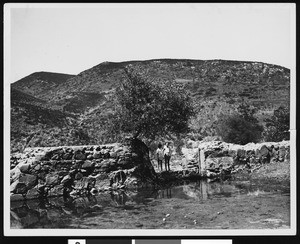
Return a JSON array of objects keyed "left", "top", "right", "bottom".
[{"left": 199, "top": 149, "right": 205, "bottom": 175}]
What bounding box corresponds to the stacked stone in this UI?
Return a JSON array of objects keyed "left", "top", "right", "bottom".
[
  {"left": 10, "top": 140, "right": 157, "bottom": 201},
  {"left": 196, "top": 141, "right": 290, "bottom": 178}
]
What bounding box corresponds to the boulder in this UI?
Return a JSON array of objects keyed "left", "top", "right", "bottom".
[
  {"left": 19, "top": 164, "right": 31, "bottom": 173},
  {"left": 259, "top": 145, "right": 271, "bottom": 158},
  {"left": 34, "top": 164, "right": 41, "bottom": 171},
  {"left": 93, "top": 152, "right": 101, "bottom": 159},
  {"left": 62, "top": 152, "right": 73, "bottom": 160},
  {"left": 10, "top": 167, "right": 22, "bottom": 184},
  {"left": 45, "top": 173, "right": 60, "bottom": 186},
  {"left": 284, "top": 147, "right": 290, "bottom": 161},
  {"left": 49, "top": 148, "right": 64, "bottom": 161},
  {"left": 75, "top": 172, "right": 83, "bottom": 180},
  {"left": 237, "top": 149, "right": 246, "bottom": 158},
  {"left": 35, "top": 153, "right": 49, "bottom": 161},
  {"left": 81, "top": 160, "right": 94, "bottom": 169},
  {"left": 278, "top": 146, "right": 286, "bottom": 161},
  {"left": 109, "top": 151, "right": 117, "bottom": 158},
  {"left": 10, "top": 194, "right": 24, "bottom": 201},
  {"left": 87, "top": 155, "right": 94, "bottom": 160},
  {"left": 19, "top": 174, "right": 37, "bottom": 190},
  {"left": 61, "top": 175, "right": 72, "bottom": 185},
  {"left": 219, "top": 156, "right": 234, "bottom": 168},
  {"left": 26, "top": 187, "right": 40, "bottom": 199},
  {"left": 11, "top": 180, "right": 27, "bottom": 194},
  {"left": 73, "top": 150, "right": 86, "bottom": 160}
]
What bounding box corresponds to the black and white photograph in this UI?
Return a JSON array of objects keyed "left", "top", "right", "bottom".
[{"left": 3, "top": 3, "right": 296, "bottom": 236}]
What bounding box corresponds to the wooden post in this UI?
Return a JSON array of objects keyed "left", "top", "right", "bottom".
[
  {"left": 199, "top": 149, "right": 205, "bottom": 176},
  {"left": 198, "top": 148, "right": 201, "bottom": 174}
]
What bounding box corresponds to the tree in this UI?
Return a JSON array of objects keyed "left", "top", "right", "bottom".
[
  {"left": 217, "top": 103, "right": 263, "bottom": 145},
  {"left": 110, "top": 68, "right": 195, "bottom": 140},
  {"left": 264, "top": 106, "right": 290, "bottom": 142}
]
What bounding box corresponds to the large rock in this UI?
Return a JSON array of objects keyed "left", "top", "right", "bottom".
[
  {"left": 19, "top": 164, "right": 31, "bottom": 173},
  {"left": 278, "top": 146, "right": 286, "bottom": 161},
  {"left": 81, "top": 160, "right": 94, "bottom": 169},
  {"left": 10, "top": 167, "right": 22, "bottom": 184},
  {"left": 75, "top": 172, "right": 83, "bottom": 180},
  {"left": 45, "top": 173, "right": 60, "bottom": 186},
  {"left": 61, "top": 175, "right": 72, "bottom": 185},
  {"left": 19, "top": 174, "right": 37, "bottom": 190},
  {"left": 93, "top": 151, "right": 101, "bottom": 159},
  {"left": 11, "top": 180, "right": 27, "bottom": 194},
  {"left": 10, "top": 194, "right": 24, "bottom": 201},
  {"left": 73, "top": 150, "right": 86, "bottom": 160},
  {"left": 26, "top": 187, "right": 40, "bottom": 199}
]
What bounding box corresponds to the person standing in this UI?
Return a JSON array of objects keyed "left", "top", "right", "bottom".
[
  {"left": 163, "top": 142, "right": 171, "bottom": 171},
  {"left": 156, "top": 143, "right": 164, "bottom": 172}
]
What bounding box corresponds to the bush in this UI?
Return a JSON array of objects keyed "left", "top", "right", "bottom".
[
  {"left": 217, "top": 114, "right": 263, "bottom": 145},
  {"left": 264, "top": 106, "right": 290, "bottom": 141},
  {"left": 216, "top": 103, "right": 263, "bottom": 145}
]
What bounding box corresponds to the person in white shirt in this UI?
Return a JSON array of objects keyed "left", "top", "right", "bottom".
[
  {"left": 156, "top": 143, "right": 164, "bottom": 171},
  {"left": 163, "top": 142, "right": 171, "bottom": 171}
]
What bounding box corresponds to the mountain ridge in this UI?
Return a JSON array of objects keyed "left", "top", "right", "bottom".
[{"left": 10, "top": 58, "right": 290, "bottom": 152}]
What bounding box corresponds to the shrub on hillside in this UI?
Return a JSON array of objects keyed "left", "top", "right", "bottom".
[
  {"left": 264, "top": 106, "right": 290, "bottom": 142},
  {"left": 216, "top": 103, "right": 263, "bottom": 145},
  {"left": 69, "top": 128, "right": 90, "bottom": 145}
]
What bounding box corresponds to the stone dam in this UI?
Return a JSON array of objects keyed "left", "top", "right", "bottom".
[{"left": 10, "top": 138, "right": 290, "bottom": 201}]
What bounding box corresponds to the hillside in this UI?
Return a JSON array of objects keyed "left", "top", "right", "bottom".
[
  {"left": 12, "top": 71, "right": 75, "bottom": 99},
  {"left": 10, "top": 59, "right": 290, "bottom": 152}
]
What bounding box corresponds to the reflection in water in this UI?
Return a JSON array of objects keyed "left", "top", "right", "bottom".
[
  {"left": 10, "top": 179, "right": 289, "bottom": 228},
  {"left": 157, "top": 188, "right": 173, "bottom": 199},
  {"left": 157, "top": 180, "right": 242, "bottom": 201}
]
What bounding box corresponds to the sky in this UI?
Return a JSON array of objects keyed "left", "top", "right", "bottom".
[{"left": 5, "top": 3, "right": 295, "bottom": 82}]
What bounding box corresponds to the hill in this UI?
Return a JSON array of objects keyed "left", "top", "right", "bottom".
[
  {"left": 12, "top": 71, "right": 75, "bottom": 99},
  {"left": 10, "top": 59, "right": 290, "bottom": 152}
]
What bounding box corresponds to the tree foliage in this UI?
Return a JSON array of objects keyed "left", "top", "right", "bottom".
[
  {"left": 110, "top": 68, "right": 195, "bottom": 139},
  {"left": 217, "top": 103, "right": 263, "bottom": 145},
  {"left": 264, "top": 106, "right": 290, "bottom": 142}
]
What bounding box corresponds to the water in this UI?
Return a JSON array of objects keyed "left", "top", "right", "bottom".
[{"left": 10, "top": 179, "right": 290, "bottom": 229}]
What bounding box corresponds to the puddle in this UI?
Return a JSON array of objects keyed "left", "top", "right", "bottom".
[{"left": 10, "top": 179, "right": 290, "bottom": 229}]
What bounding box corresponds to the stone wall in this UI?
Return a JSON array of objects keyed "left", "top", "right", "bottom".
[
  {"left": 186, "top": 140, "right": 290, "bottom": 178},
  {"left": 10, "top": 138, "right": 157, "bottom": 201}
]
